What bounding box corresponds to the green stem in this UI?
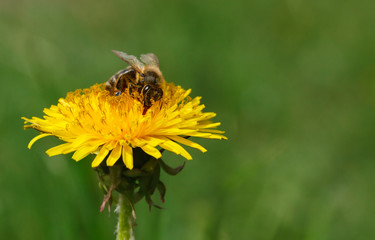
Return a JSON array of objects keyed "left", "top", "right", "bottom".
[{"left": 116, "top": 194, "right": 135, "bottom": 240}]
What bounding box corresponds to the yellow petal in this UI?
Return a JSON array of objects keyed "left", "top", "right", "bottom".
[
  {"left": 132, "top": 138, "right": 146, "bottom": 147},
  {"left": 196, "top": 122, "right": 221, "bottom": 129},
  {"left": 91, "top": 146, "right": 110, "bottom": 167},
  {"left": 154, "top": 128, "right": 196, "bottom": 135},
  {"left": 46, "top": 143, "right": 74, "bottom": 156},
  {"left": 141, "top": 144, "right": 162, "bottom": 159},
  {"left": 71, "top": 135, "right": 96, "bottom": 148},
  {"left": 105, "top": 140, "right": 118, "bottom": 151},
  {"left": 21, "top": 116, "right": 31, "bottom": 122},
  {"left": 72, "top": 145, "right": 99, "bottom": 161},
  {"left": 183, "top": 88, "right": 191, "bottom": 98},
  {"left": 198, "top": 112, "right": 217, "bottom": 121},
  {"left": 167, "top": 135, "right": 207, "bottom": 152},
  {"left": 199, "top": 129, "right": 226, "bottom": 134},
  {"left": 122, "top": 144, "right": 133, "bottom": 169},
  {"left": 106, "top": 144, "right": 122, "bottom": 166},
  {"left": 28, "top": 133, "right": 52, "bottom": 149},
  {"left": 142, "top": 136, "right": 165, "bottom": 147},
  {"left": 160, "top": 139, "right": 192, "bottom": 160},
  {"left": 188, "top": 132, "right": 227, "bottom": 139}
]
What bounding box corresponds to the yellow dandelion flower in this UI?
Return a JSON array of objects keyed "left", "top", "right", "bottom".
[{"left": 23, "top": 83, "right": 226, "bottom": 170}]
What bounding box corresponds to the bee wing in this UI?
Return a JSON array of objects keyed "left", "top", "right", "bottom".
[
  {"left": 140, "top": 53, "right": 159, "bottom": 67},
  {"left": 112, "top": 50, "right": 144, "bottom": 74}
]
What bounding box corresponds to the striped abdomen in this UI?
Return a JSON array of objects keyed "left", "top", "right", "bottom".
[{"left": 105, "top": 67, "right": 137, "bottom": 95}]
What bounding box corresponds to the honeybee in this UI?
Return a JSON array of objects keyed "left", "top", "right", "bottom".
[{"left": 105, "top": 50, "right": 165, "bottom": 109}]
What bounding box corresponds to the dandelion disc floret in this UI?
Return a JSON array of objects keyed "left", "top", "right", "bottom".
[{"left": 23, "top": 83, "right": 226, "bottom": 169}]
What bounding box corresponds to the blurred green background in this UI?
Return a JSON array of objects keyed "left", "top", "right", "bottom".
[{"left": 1, "top": 0, "right": 375, "bottom": 239}]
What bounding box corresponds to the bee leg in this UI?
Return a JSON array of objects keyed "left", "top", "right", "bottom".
[
  {"left": 153, "top": 88, "right": 163, "bottom": 102},
  {"left": 128, "top": 83, "right": 135, "bottom": 94},
  {"left": 115, "top": 91, "right": 122, "bottom": 96}
]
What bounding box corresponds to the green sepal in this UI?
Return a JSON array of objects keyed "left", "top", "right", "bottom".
[
  {"left": 159, "top": 159, "right": 185, "bottom": 175},
  {"left": 122, "top": 169, "right": 148, "bottom": 177},
  {"left": 145, "top": 194, "right": 164, "bottom": 211},
  {"left": 157, "top": 181, "right": 166, "bottom": 203}
]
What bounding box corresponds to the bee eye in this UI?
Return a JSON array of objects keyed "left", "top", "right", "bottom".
[
  {"left": 143, "top": 85, "right": 151, "bottom": 93},
  {"left": 115, "top": 91, "right": 121, "bottom": 96}
]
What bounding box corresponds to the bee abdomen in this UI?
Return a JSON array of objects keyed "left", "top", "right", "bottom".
[
  {"left": 105, "top": 67, "right": 135, "bottom": 94},
  {"left": 105, "top": 76, "right": 117, "bottom": 93}
]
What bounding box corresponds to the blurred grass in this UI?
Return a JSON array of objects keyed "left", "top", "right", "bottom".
[{"left": 1, "top": 0, "right": 375, "bottom": 239}]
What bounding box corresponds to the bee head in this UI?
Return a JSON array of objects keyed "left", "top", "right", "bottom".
[{"left": 142, "top": 85, "right": 163, "bottom": 108}]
